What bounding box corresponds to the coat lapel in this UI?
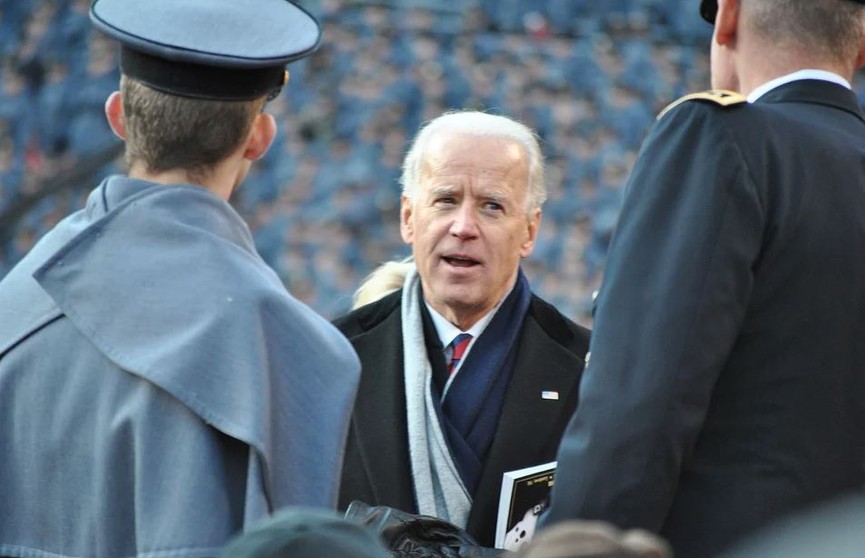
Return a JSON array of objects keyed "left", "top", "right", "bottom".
[
  {"left": 342, "top": 304, "right": 416, "bottom": 513},
  {"left": 466, "top": 299, "right": 587, "bottom": 545}
]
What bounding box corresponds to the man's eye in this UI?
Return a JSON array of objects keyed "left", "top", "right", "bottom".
[
  {"left": 435, "top": 197, "right": 456, "bottom": 205},
  {"left": 484, "top": 201, "right": 504, "bottom": 211}
]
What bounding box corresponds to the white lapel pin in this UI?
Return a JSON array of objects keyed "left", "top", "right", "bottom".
[{"left": 541, "top": 391, "right": 559, "bottom": 400}]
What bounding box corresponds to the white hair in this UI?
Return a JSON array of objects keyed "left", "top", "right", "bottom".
[{"left": 399, "top": 111, "right": 546, "bottom": 212}]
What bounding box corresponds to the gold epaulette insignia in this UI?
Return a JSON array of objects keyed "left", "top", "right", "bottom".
[{"left": 657, "top": 89, "right": 747, "bottom": 120}]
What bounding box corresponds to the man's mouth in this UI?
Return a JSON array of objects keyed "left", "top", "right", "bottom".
[{"left": 442, "top": 255, "right": 480, "bottom": 268}]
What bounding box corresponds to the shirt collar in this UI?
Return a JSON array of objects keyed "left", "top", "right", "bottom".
[
  {"left": 747, "top": 69, "right": 851, "bottom": 103},
  {"left": 424, "top": 279, "right": 515, "bottom": 349}
]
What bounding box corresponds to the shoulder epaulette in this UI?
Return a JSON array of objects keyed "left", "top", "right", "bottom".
[{"left": 657, "top": 89, "right": 747, "bottom": 120}]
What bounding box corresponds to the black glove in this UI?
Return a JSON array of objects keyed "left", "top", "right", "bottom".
[{"left": 345, "top": 501, "right": 505, "bottom": 558}]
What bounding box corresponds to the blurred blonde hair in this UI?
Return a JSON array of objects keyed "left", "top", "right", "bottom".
[{"left": 351, "top": 257, "right": 415, "bottom": 310}]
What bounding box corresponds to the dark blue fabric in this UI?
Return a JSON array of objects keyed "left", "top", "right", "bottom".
[
  {"left": 545, "top": 81, "right": 865, "bottom": 558},
  {"left": 437, "top": 270, "right": 532, "bottom": 496}
]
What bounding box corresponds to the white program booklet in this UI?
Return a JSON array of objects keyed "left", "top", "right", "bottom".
[{"left": 494, "top": 460, "right": 557, "bottom": 550}]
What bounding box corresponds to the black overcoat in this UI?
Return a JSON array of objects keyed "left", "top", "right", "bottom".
[{"left": 334, "top": 289, "right": 590, "bottom": 547}]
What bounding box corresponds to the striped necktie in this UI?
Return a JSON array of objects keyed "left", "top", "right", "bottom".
[{"left": 445, "top": 333, "right": 473, "bottom": 377}]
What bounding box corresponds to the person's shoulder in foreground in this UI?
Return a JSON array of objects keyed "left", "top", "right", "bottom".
[
  {"left": 543, "top": 1, "right": 865, "bottom": 557},
  {"left": 0, "top": 1, "right": 360, "bottom": 557}
]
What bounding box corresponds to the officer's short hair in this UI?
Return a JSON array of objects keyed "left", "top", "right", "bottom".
[
  {"left": 120, "top": 76, "right": 264, "bottom": 182},
  {"left": 743, "top": 0, "right": 865, "bottom": 63}
]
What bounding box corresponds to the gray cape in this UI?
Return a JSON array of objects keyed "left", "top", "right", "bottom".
[{"left": 0, "top": 176, "right": 360, "bottom": 558}]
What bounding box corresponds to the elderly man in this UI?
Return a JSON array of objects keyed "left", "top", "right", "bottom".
[
  {"left": 544, "top": 1, "right": 865, "bottom": 557},
  {"left": 0, "top": 1, "right": 359, "bottom": 556},
  {"left": 334, "top": 111, "right": 590, "bottom": 547}
]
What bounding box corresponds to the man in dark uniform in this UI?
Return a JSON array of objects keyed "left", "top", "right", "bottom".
[
  {"left": 544, "top": 1, "right": 865, "bottom": 557},
  {"left": 0, "top": 1, "right": 360, "bottom": 557},
  {"left": 334, "top": 111, "right": 590, "bottom": 548}
]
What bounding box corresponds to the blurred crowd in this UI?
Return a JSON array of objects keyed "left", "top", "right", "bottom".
[{"left": 3, "top": 0, "right": 852, "bottom": 324}]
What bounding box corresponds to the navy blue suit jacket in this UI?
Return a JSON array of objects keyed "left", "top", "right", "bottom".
[{"left": 546, "top": 81, "right": 865, "bottom": 558}]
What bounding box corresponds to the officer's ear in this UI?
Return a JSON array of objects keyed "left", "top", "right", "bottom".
[
  {"left": 855, "top": 39, "right": 865, "bottom": 70},
  {"left": 714, "top": 0, "right": 739, "bottom": 47},
  {"left": 243, "top": 112, "right": 276, "bottom": 161},
  {"left": 104, "top": 91, "right": 126, "bottom": 140}
]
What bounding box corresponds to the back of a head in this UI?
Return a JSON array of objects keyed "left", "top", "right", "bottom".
[
  {"left": 119, "top": 77, "right": 266, "bottom": 182},
  {"left": 90, "top": 0, "right": 321, "bottom": 179},
  {"left": 515, "top": 522, "right": 670, "bottom": 558},
  {"left": 746, "top": 0, "right": 865, "bottom": 63},
  {"left": 702, "top": 0, "right": 865, "bottom": 65},
  {"left": 400, "top": 111, "right": 547, "bottom": 212},
  {"left": 220, "top": 508, "right": 391, "bottom": 558}
]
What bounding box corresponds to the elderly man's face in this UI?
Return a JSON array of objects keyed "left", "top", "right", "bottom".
[{"left": 400, "top": 131, "right": 541, "bottom": 329}]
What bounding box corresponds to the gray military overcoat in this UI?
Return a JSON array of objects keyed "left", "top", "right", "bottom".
[{"left": 0, "top": 177, "right": 360, "bottom": 558}]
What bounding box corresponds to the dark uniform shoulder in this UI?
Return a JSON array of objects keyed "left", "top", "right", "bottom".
[
  {"left": 657, "top": 89, "right": 747, "bottom": 121},
  {"left": 332, "top": 289, "right": 402, "bottom": 337}
]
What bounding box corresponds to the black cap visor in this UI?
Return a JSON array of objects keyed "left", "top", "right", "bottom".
[
  {"left": 120, "top": 46, "right": 287, "bottom": 101},
  {"left": 700, "top": 0, "right": 717, "bottom": 23},
  {"left": 90, "top": 0, "right": 320, "bottom": 101},
  {"left": 702, "top": 0, "right": 865, "bottom": 25}
]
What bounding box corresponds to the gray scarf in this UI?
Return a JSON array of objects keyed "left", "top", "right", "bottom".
[{"left": 402, "top": 266, "right": 472, "bottom": 527}]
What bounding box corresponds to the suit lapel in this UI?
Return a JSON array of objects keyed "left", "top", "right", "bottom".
[
  {"left": 346, "top": 306, "right": 416, "bottom": 512},
  {"left": 466, "top": 303, "right": 586, "bottom": 545}
]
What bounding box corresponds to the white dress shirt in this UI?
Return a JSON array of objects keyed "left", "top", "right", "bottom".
[
  {"left": 425, "top": 281, "right": 515, "bottom": 398},
  {"left": 747, "top": 69, "right": 851, "bottom": 103}
]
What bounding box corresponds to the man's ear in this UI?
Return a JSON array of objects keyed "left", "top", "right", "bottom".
[
  {"left": 104, "top": 91, "right": 126, "bottom": 140},
  {"left": 714, "top": 0, "right": 739, "bottom": 47},
  {"left": 400, "top": 195, "right": 414, "bottom": 244},
  {"left": 520, "top": 208, "right": 542, "bottom": 258},
  {"left": 243, "top": 113, "right": 276, "bottom": 161},
  {"left": 856, "top": 38, "right": 865, "bottom": 70}
]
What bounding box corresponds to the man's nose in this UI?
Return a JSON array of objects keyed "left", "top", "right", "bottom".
[{"left": 449, "top": 204, "right": 479, "bottom": 238}]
